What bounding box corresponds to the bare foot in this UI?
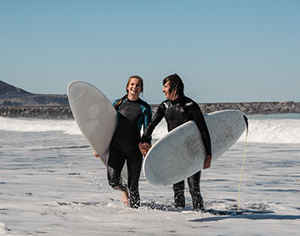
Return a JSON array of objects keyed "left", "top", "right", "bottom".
[{"left": 121, "top": 189, "right": 129, "bottom": 206}]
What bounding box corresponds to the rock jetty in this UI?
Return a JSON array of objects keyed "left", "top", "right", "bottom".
[
  {"left": 0, "top": 101, "right": 299, "bottom": 119},
  {"left": 199, "top": 101, "right": 300, "bottom": 115},
  {"left": 0, "top": 106, "right": 73, "bottom": 119}
]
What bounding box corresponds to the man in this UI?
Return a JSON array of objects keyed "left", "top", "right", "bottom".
[{"left": 139, "top": 73, "right": 212, "bottom": 211}]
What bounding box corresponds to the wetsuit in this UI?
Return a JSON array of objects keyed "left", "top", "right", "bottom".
[
  {"left": 108, "top": 97, "right": 152, "bottom": 208},
  {"left": 141, "top": 96, "right": 211, "bottom": 210}
]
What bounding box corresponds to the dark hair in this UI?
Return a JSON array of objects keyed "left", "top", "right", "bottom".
[
  {"left": 163, "top": 73, "right": 184, "bottom": 97},
  {"left": 114, "top": 75, "right": 144, "bottom": 109}
]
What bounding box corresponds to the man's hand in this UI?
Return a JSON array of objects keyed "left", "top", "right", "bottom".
[
  {"left": 139, "top": 142, "right": 152, "bottom": 157},
  {"left": 203, "top": 155, "right": 212, "bottom": 169},
  {"left": 93, "top": 151, "right": 99, "bottom": 157}
]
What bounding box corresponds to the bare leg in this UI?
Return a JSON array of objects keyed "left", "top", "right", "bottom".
[{"left": 122, "top": 189, "right": 129, "bottom": 206}]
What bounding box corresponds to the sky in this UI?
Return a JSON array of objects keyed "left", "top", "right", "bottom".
[{"left": 1, "top": 0, "right": 299, "bottom": 103}]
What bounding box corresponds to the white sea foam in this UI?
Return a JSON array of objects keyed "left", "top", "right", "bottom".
[
  {"left": 239, "top": 114, "right": 300, "bottom": 144},
  {"left": 0, "top": 117, "right": 81, "bottom": 135},
  {"left": 1, "top": 114, "right": 299, "bottom": 143}
]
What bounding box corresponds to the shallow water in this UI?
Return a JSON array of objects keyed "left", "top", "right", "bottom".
[{"left": 0, "top": 115, "right": 300, "bottom": 235}]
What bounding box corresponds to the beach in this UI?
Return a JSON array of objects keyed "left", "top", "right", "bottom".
[{"left": 0, "top": 114, "right": 300, "bottom": 235}]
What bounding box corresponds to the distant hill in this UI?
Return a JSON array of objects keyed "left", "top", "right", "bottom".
[
  {"left": 0, "top": 80, "right": 69, "bottom": 106},
  {"left": 0, "top": 80, "right": 33, "bottom": 98}
]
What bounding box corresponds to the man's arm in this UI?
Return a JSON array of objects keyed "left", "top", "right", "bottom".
[
  {"left": 184, "top": 101, "right": 212, "bottom": 169},
  {"left": 139, "top": 102, "right": 165, "bottom": 155},
  {"left": 140, "top": 102, "right": 165, "bottom": 143}
]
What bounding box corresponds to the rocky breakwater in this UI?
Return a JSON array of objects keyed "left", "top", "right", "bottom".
[
  {"left": 0, "top": 106, "right": 73, "bottom": 119},
  {"left": 0, "top": 102, "right": 299, "bottom": 119},
  {"left": 199, "top": 101, "right": 300, "bottom": 115}
]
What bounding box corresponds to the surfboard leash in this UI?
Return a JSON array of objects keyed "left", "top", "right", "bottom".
[{"left": 237, "top": 116, "right": 249, "bottom": 212}]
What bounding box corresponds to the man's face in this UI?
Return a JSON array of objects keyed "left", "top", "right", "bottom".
[{"left": 163, "top": 81, "right": 178, "bottom": 100}]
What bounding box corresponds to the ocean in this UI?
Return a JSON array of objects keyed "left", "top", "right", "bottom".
[{"left": 0, "top": 113, "right": 299, "bottom": 235}]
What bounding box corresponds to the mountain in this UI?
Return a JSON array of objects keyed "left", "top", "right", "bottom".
[
  {"left": 0, "top": 80, "right": 69, "bottom": 106},
  {"left": 0, "top": 80, "right": 33, "bottom": 98}
]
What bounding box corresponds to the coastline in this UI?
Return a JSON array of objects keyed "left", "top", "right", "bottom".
[{"left": 1, "top": 101, "right": 299, "bottom": 119}]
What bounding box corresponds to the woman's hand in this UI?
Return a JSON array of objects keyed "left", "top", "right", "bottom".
[{"left": 139, "top": 142, "right": 152, "bottom": 157}]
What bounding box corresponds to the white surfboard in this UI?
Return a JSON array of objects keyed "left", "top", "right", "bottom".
[
  {"left": 67, "top": 81, "right": 127, "bottom": 178},
  {"left": 143, "top": 110, "right": 247, "bottom": 186}
]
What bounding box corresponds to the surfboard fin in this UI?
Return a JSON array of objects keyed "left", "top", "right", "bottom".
[{"left": 243, "top": 115, "right": 249, "bottom": 129}]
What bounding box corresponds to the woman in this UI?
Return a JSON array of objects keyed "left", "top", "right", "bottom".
[{"left": 105, "top": 75, "right": 152, "bottom": 208}]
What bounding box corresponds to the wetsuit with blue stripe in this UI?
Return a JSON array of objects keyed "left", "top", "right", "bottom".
[
  {"left": 108, "top": 97, "right": 152, "bottom": 208},
  {"left": 141, "top": 96, "right": 211, "bottom": 210}
]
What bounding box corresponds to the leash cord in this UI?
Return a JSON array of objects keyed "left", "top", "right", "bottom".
[{"left": 237, "top": 125, "right": 249, "bottom": 211}]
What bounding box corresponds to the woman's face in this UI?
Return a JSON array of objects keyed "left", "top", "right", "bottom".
[{"left": 127, "top": 78, "right": 142, "bottom": 97}]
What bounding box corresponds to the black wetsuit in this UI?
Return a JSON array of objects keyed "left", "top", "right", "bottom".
[
  {"left": 108, "top": 97, "right": 152, "bottom": 208},
  {"left": 141, "top": 96, "right": 211, "bottom": 210}
]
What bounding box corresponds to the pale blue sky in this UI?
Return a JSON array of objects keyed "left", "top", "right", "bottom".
[{"left": 1, "top": 0, "right": 299, "bottom": 103}]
